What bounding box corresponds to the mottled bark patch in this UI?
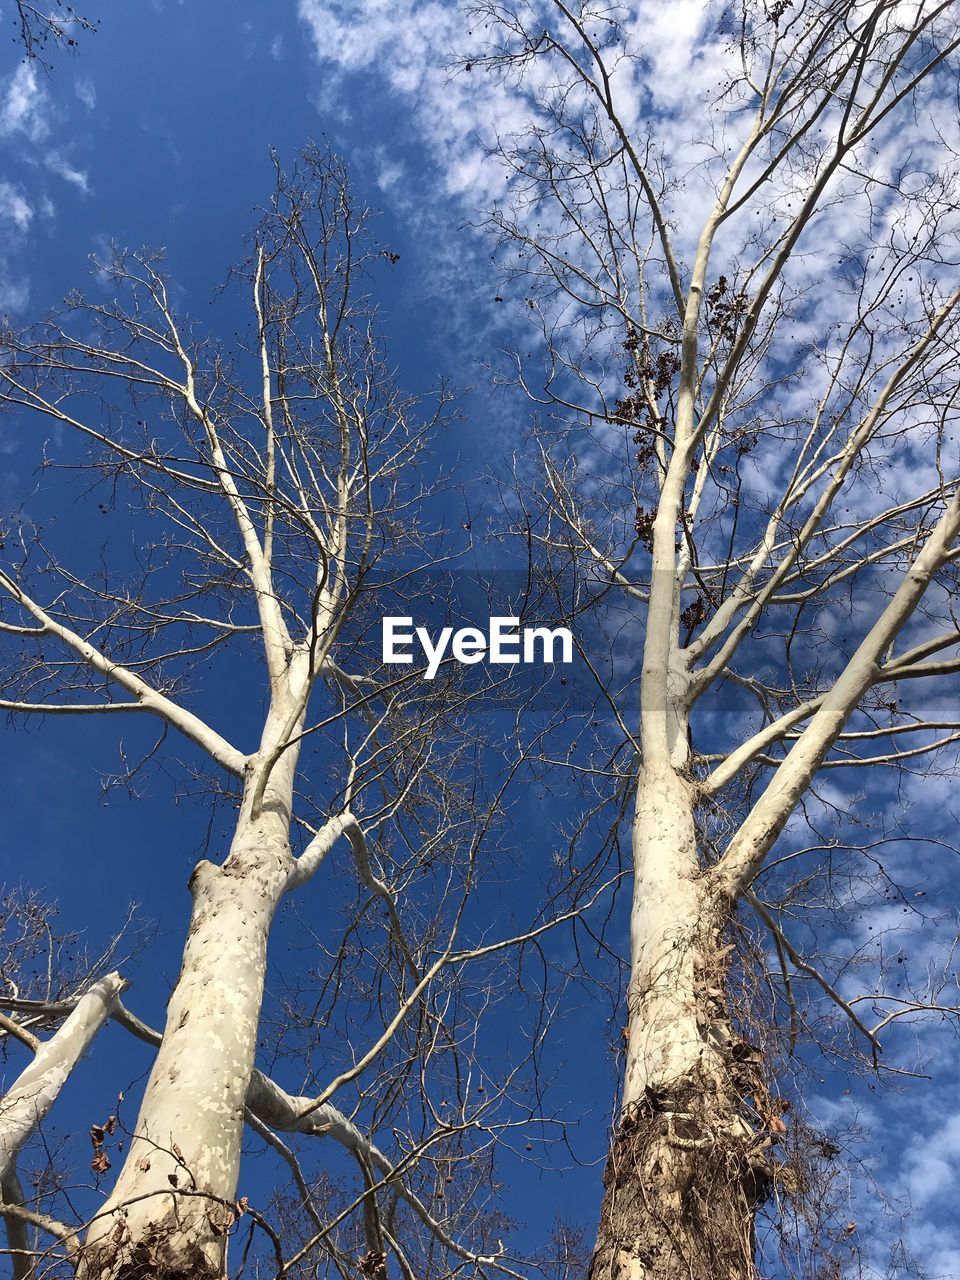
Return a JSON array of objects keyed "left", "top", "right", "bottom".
[
  {"left": 81, "top": 1215, "right": 225, "bottom": 1280},
  {"left": 590, "top": 1072, "right": 773, "bottom": 1280}
]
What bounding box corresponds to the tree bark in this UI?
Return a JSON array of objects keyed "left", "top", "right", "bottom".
[
  {"left": 591, "top": 765, "right": 767, "bottom": 1280},
  {"left": 80, "top": 811, "right": 293, "bottom": 1280}
]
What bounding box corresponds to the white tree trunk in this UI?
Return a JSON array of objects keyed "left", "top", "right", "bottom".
[
  {"left": 623, "top": 762, "right": 706, "bottom": 1108},
  {"left": 592, "top": 762, "right": 761, "bottom": 1280},
  {"left": 0, "top": 972, "right": 126, "bottom": 1185},
  {"left": 81, "top": 814, "right": 293, "bottom": 1278}
]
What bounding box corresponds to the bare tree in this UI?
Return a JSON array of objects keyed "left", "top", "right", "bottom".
[
  {"left": 0, "top": 147, "right": 581, "bottom": 1279},
  {"left": 459, "top": 1, "right": 960, "bottom": 1276},
  {"left": 11, "top": 2, "right": 96, "bottom": 66}
]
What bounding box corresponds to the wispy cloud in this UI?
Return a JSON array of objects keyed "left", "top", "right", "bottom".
[
  {"left": 0, "top": 61, "right": 92, "bottom": 194},
  {"left": 295, "top": 0, "right": 543, "bottom": 428},
  {"left": 0, "top": 179, "right": 33, "bottom": 314},
  {"left": 0, "top": 56, "right": 93, "bottom": 314},
  {"left": 75, "top": 78, "right": 96, "bottom": 111},
  {"left": 0, "top": 181, "right": 33, "bottom": 231},
  {"left": 0, "top": 62, "right": 50, "bottom": 142},
  {"left": 44, "top": 151, "right": 90, "bottom": 194},
  {"left": 297, "top": 0, "right": 529, "bottom": 205}
]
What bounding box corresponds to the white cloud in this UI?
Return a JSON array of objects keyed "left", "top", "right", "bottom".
[
  {"left": 902, "top": 1110, "right": 960, "bottom": 1203},
  {"left": 0, "top": 62, "right": 50, "bottom": 142},
  {"left": 0, "top": 178, "right": 34, "bottom": 315},
  {"left": 75, "top": 78, "right": 96, "bottom": 111},
  {"left": 0, "top": 181, "right": 33, "bottom": 231},
  {"left": 369, "top": 145, "right": 404, "bottom": 194},
  {"left": 297, "top": 0, "right": 527, "bottom": 206},
  {"left": 271, "top": 33, "right": 285, "bottom": 60},
  {"left": 294, "top": 0, "right": 550, "bottom": 437},
  {"left": 0, "top": 274, "right": 30, "bottom": 314},
  {"left": 44, "top": 151, "right": 90, "bottom": 194}
]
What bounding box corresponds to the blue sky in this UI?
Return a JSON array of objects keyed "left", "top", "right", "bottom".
[{"left": 2, "top": 3, "right": 960, "bottom": 1278}]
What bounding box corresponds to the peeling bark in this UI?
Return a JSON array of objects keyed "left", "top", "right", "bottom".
[
  {"left": 595, "top": 765, "right": 767, "bottom": 1280},
  {"left": 591, "top": 1068, "right": 767, "bottom": 1280}
]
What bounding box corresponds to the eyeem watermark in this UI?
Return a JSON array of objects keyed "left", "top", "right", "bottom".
[{"left": 382, "top": 616, "right": 574, "bottom": 680}]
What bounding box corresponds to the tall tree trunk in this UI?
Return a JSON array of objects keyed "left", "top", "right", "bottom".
[
  {"left": 81, "top": 805, "right": 294, "bottom": 1279},
  {"left": 591, "top": 764, "right": 767, "bottom": 1280},
  {"left": 78, "top": 693, "right": 308, "bottom": 1280}
]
